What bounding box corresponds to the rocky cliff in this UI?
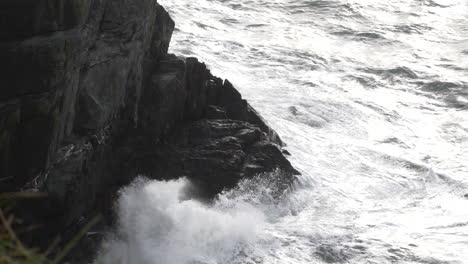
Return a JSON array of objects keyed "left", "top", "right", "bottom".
[{"left": 0, "top": 0, "right": 297, "bottom": 260}]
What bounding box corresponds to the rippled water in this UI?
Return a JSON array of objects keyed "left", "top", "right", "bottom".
[{"left": 97, "top": 0, "right": 468, "bottom": 263}]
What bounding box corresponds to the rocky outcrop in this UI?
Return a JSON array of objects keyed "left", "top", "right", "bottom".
[
  {"left": 0, "top": 0, "right": 298, "bottom": 259},
  {"left": 132, "top": 56, "right": 298, "bottom": 197}
]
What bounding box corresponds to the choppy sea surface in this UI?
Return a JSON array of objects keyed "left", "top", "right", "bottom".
[{"left": 97, "top": 0, "right": 468, "bottom": 263}]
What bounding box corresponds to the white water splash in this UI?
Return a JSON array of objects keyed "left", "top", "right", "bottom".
[{"left": 95, "top": 178, "right": 267, "bottom": 264}]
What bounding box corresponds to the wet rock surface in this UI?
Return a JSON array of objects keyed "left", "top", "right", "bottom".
[
  {"left": 146, "top": 118, "right": 297, "bottom": 197},
  {"left": 0, "top": 0, "right": 298, "bottom": 261}
]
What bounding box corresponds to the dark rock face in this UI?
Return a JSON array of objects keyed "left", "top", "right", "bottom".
[
  {"left": 0, "top": 0, "right": 174, "bottom": 190},
  {"left": 153, "top": 119, "right": 297, "bottom": 196},
  {"left": 0, "top": 0, "right": 298, "bottom": 259},
  {"left": 0, "top": 0, "right": 90, "bottom": 40}
]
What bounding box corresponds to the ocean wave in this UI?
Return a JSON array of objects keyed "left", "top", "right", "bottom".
[
  {"left": 344, "top": 75, "right": 380, "bottom": 89},
  {"left": 423, "top": 0, "right": 452, "bottom": 8},
  {"left": 286, "top": 0, "right": 360, "bottom": 19},
  {"left": 392, "top": 24, "right": 433, "bottom": 34},
  {"left": 421, "top": 81, "right": 462, "bottom": 92},
  {"left": 420, "top": 81, "right": 468, "bottom": 109},
  {"left": 380, "top": 137, "right": 411, "bottom": 149},
  {"left": 332, "top": 28, "right": 386, "bottom": 40},
  {"left": 363, "top": 66, "right": 419, "bottom": 79},
  {"left": 354, "top": 100, "right": 401, "bottom": 122}
]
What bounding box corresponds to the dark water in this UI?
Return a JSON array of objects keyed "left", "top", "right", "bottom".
[{"left": 96, "top": 0, "right": 468, "bottom": 263}]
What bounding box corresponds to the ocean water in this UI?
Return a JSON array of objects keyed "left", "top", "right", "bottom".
[{"left": 96, "top": 0, "right": 468, "bottom": 263}]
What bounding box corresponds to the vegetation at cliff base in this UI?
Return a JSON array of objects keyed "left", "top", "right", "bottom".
[
  {"left": 0, "top": 193, "right": 100, "bottom": 264},
  {"left": 0, "top": 193, "right": 48, "bottom": 264}
]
